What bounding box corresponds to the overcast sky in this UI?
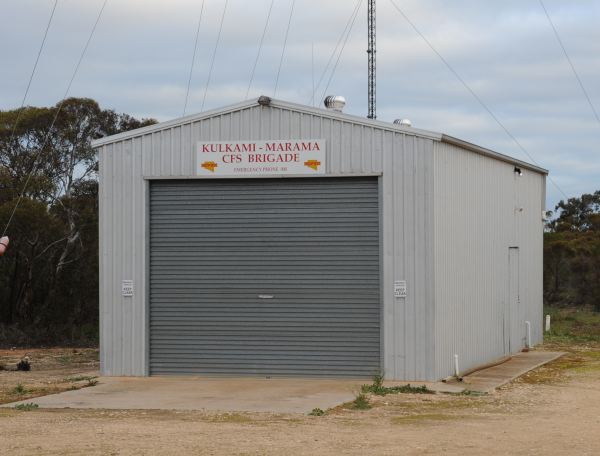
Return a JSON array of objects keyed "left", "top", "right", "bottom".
[{"left": 1, "top": 0, "right": 599, "bottom": 209}]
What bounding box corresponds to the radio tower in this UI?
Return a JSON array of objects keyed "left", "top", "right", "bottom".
[{"left": 367, "top": 0, "right": 376, "bottom": 119}]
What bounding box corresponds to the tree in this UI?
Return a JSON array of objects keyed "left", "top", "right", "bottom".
[
  {"left": 0, "top": 98, "right": 156, "bottom": 345},
  {"left": 548, "top": 191, "right": 600, "bottom": 232},
  {"left": 544, "top": 191, "right": 600, "bottom": 312}
]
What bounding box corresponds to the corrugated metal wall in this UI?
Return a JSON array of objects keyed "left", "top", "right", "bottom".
[
  {"left": 98, "top": 103, "right": 436, "bottom": 379},
  {"left": 433, "top": 142, "right": 544, "bottom": 378}
]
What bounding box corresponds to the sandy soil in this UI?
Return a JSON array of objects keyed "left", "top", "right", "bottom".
[
  {"left": 0, "top": 346, "right": 598, "bottom": 455},
  {"left": 0, "top": 348, "right": 99, "bottom": 404}
]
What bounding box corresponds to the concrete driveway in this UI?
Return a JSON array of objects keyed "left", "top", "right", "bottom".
[{"left": 6, "top": 376, "right": 365, "bottom": 413}]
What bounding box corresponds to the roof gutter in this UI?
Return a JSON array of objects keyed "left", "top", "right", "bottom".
[{"left": 441, "top": 134, "right": 549, "bottom": 175}]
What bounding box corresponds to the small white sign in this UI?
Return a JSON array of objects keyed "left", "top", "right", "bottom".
[
  {"left": 122, "top": 280, "right": 134, "bottom": 297},
  {"left": 197, "top": 139, "right": 326, "bottom": 176},
  {"left": 394, "top": 280, "right": 407, "bottom": 298}
]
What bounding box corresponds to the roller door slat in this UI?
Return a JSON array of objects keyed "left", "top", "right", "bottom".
[{"left": 149, "top": 177, "right": 380, "bottom": 377}]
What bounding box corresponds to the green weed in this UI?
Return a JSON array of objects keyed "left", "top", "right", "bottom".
[
  {"left": 351, "top": 393, "right": 371, "bottom": 410},
  {"left": 11, "top": 384, "right": 28, "bottom": 395},
  {"left": 309, "top": 408, "right": 325, "bottom": 416},
  {"left": 544, "top": 308, "right": 600, "bottom": 344},
  {"left": 14, "top": 403, "right": 38, "bottom": 411},
  {"left": 361, "top": 375, "right": 435, "bottom": 396}
]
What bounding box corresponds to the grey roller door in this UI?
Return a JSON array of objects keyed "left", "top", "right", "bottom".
[{"left": 149, "top": 177, "right": 380, "bottom": 376}]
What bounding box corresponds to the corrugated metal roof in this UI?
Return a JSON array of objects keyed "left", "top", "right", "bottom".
[{"left": 91, "top": 96, "right": 548, "bottom": 175}]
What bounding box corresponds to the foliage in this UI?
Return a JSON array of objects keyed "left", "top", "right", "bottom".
[
  {"left": 544, "top": 191, "right": 600, "bottom": 312},
  {"left": 544, "top": 308, "right": 600, "bottom": 344},
  {"left": 14, "top": 402, "right": 38, "bottom": 411},
  {"left": 361, "top": 374, "right": 435, "bottom": 396},
  {"left": 12, "top": 383, "right": 27, "bottom": 395},
  {"left": 0, "top": 98, "right": 156, "bottom": 345},
  {"left": 351, "top": 393, "right": 371, "bottom": 410},
  {"left": 308, "top": 407, "right": 325, "bottom": 416}
]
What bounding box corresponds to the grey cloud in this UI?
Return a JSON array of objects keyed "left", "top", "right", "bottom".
[{"left": 1, "top": 0, "right": 599, "bottom": 209}]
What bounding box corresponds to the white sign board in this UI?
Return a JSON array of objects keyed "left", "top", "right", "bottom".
[
  {"left": 122, "top": 280, "right": 134, "bottom": 297},
  {"left": 394, "top": 280, "right": 407, "bottom": 298},
  {"left": 196, "top": 139, "right": 326, "bottom": 176}
]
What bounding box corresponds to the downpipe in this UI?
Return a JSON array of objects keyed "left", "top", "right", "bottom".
[{"left": 523, "top": 320, "right": 532, "bottom": 351}]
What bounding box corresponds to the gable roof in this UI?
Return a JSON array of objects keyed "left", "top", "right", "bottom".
[{"left": 91, "top": 96, "right": 548, "bottom": 175}]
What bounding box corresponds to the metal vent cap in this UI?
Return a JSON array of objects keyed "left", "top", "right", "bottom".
[
  {"left": 393, "top": 119, "right": 412, "bottom": 127},
  {"left": 324, "top": 95, "right": 346, "bottom": 112}
]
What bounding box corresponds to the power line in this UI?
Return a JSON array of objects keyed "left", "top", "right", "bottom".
[
  {"left": 8, "top": 0, "right": 58, "bottom": 141},
  {"left": 2, "top": 0, "right": 109, "bottom": 237},
  {"left": 311, "top": 42, "right": 315, "bottom": 106},
  {"left": 274, "top": 0, "right": 296, "bottom": 96},
  {"left": 183, "top": 0, "right": 205, "bottom": 117},
  {"left": 201, "top": 0, "right": 229, "bottom": 112},
  {"left": 539, "top": 0, "right": 600, "bottom": 126},
  {"left": 310, "top": 0, "right": 362, "bottom": 104},
  {"left": 388, "top": 0, "right": 569, "bottom": 200},
  {"left": 321, "top": 0, "right": 362, "bottom": 102},
  {"left": 246, "top": 0, "right": 275, "bottom": 100}
]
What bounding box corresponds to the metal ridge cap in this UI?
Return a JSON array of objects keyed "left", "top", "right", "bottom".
[{"left": 441, "top": 134, "right": 549, "bottom": 175}]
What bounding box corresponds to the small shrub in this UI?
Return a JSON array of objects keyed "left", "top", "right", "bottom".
[
  {"left": 309, "top": 408, "right": 325, "bottom": 416},
  {"left": 14, "top": 403, "right": 38, "bottom": 411},
  {"left": 362, "top": 375, "right": 436, "bottom": 396},
  {"left": 86, "top": 379, "right": 99, "bottom": 387},
  {"left": 12, "top": 383, "right": 28, "bottom": 395},
  {"left": 351, "top": 393, "right": 371, "bottom": 410}
]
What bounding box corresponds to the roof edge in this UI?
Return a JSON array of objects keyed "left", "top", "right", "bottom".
[
  {"left": 91, "top": 98, "right": 262, "bottom": 147},
  {"left": 441, "top": 134, "right": 549, "bottom": 175},
  {"left": 91, "top": 97, "right": 442, "bottom": 148}
]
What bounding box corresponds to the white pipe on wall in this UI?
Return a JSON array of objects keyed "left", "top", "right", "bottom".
[
  {"left": 454, "top": 354, "right": 460, "bottom": 378},
  {"left": 545, "top": 315, "right": 551, "bottom": 332},
  {"left": 525, "top": 321, "right": 531, "bottom": 348}
]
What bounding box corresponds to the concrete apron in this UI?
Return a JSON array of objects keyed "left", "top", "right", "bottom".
[
  {"left": 4, "top": 377, "right": 364, "bottom": 414},
  {"left": 3, "top": 351, "right": 565, "bottom": 413},
  {"left": 458, "top": 351, "right": 566, "bottom": 393}
]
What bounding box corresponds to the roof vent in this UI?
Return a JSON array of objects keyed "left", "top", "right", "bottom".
[
  {"left": 393, "top": 119, "right": 412, "bottom": 127},
  {"left": 324, "top": 95, "right": 346, "bottom": 112},
  {"left": 257, "top": 95, "right": 271, "bottom": 106}
]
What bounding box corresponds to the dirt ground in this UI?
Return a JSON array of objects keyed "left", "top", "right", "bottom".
[
  {"left": 0, "top": 348, "right": 99, "bottom": 404},
  {"left": 0, "top": 343, "right": 599, "bottom": 455}
]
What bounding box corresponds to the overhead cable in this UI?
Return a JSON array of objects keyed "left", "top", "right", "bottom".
[
  {"left": 246, "top": 0, "right": 275, "bottom": 100},
  {"left": 310, "top": 0, "right": 362, "bottom": 104},
  {"left": 274, "top": 0, "right": 296, "bottom": 96},
  {"left": 539, "top": 0, "right": 600, "bottom": 125},
  {"left": 2, "top": 0, "right": 109, "bottom": 237},
  {"left": 7, "top": 0, "right": 58, "bottom": 141},
  {"left": 388, "top": 0, "right": 568, "bottom": 200},
  {"left": 201, "top": 0, "right": 229, "bottom": 112},
  {"left": 321, "top": 0, "right": 363, "bottom": 102},
  {"left": 183, "top": 0, "right": 206, "bottom": 116}
]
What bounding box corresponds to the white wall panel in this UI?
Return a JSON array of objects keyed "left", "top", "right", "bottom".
[{"left": 433, "top": 142, "right": 544, "bottom": 378}]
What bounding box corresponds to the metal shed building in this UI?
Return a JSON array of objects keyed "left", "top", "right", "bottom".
[{"left": 93, "top": 97, "right": 547, "bottom": 381}]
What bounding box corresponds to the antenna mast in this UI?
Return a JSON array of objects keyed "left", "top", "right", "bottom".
[{"left": 367, "top": 0, "right": 376, "bottom": 119}]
